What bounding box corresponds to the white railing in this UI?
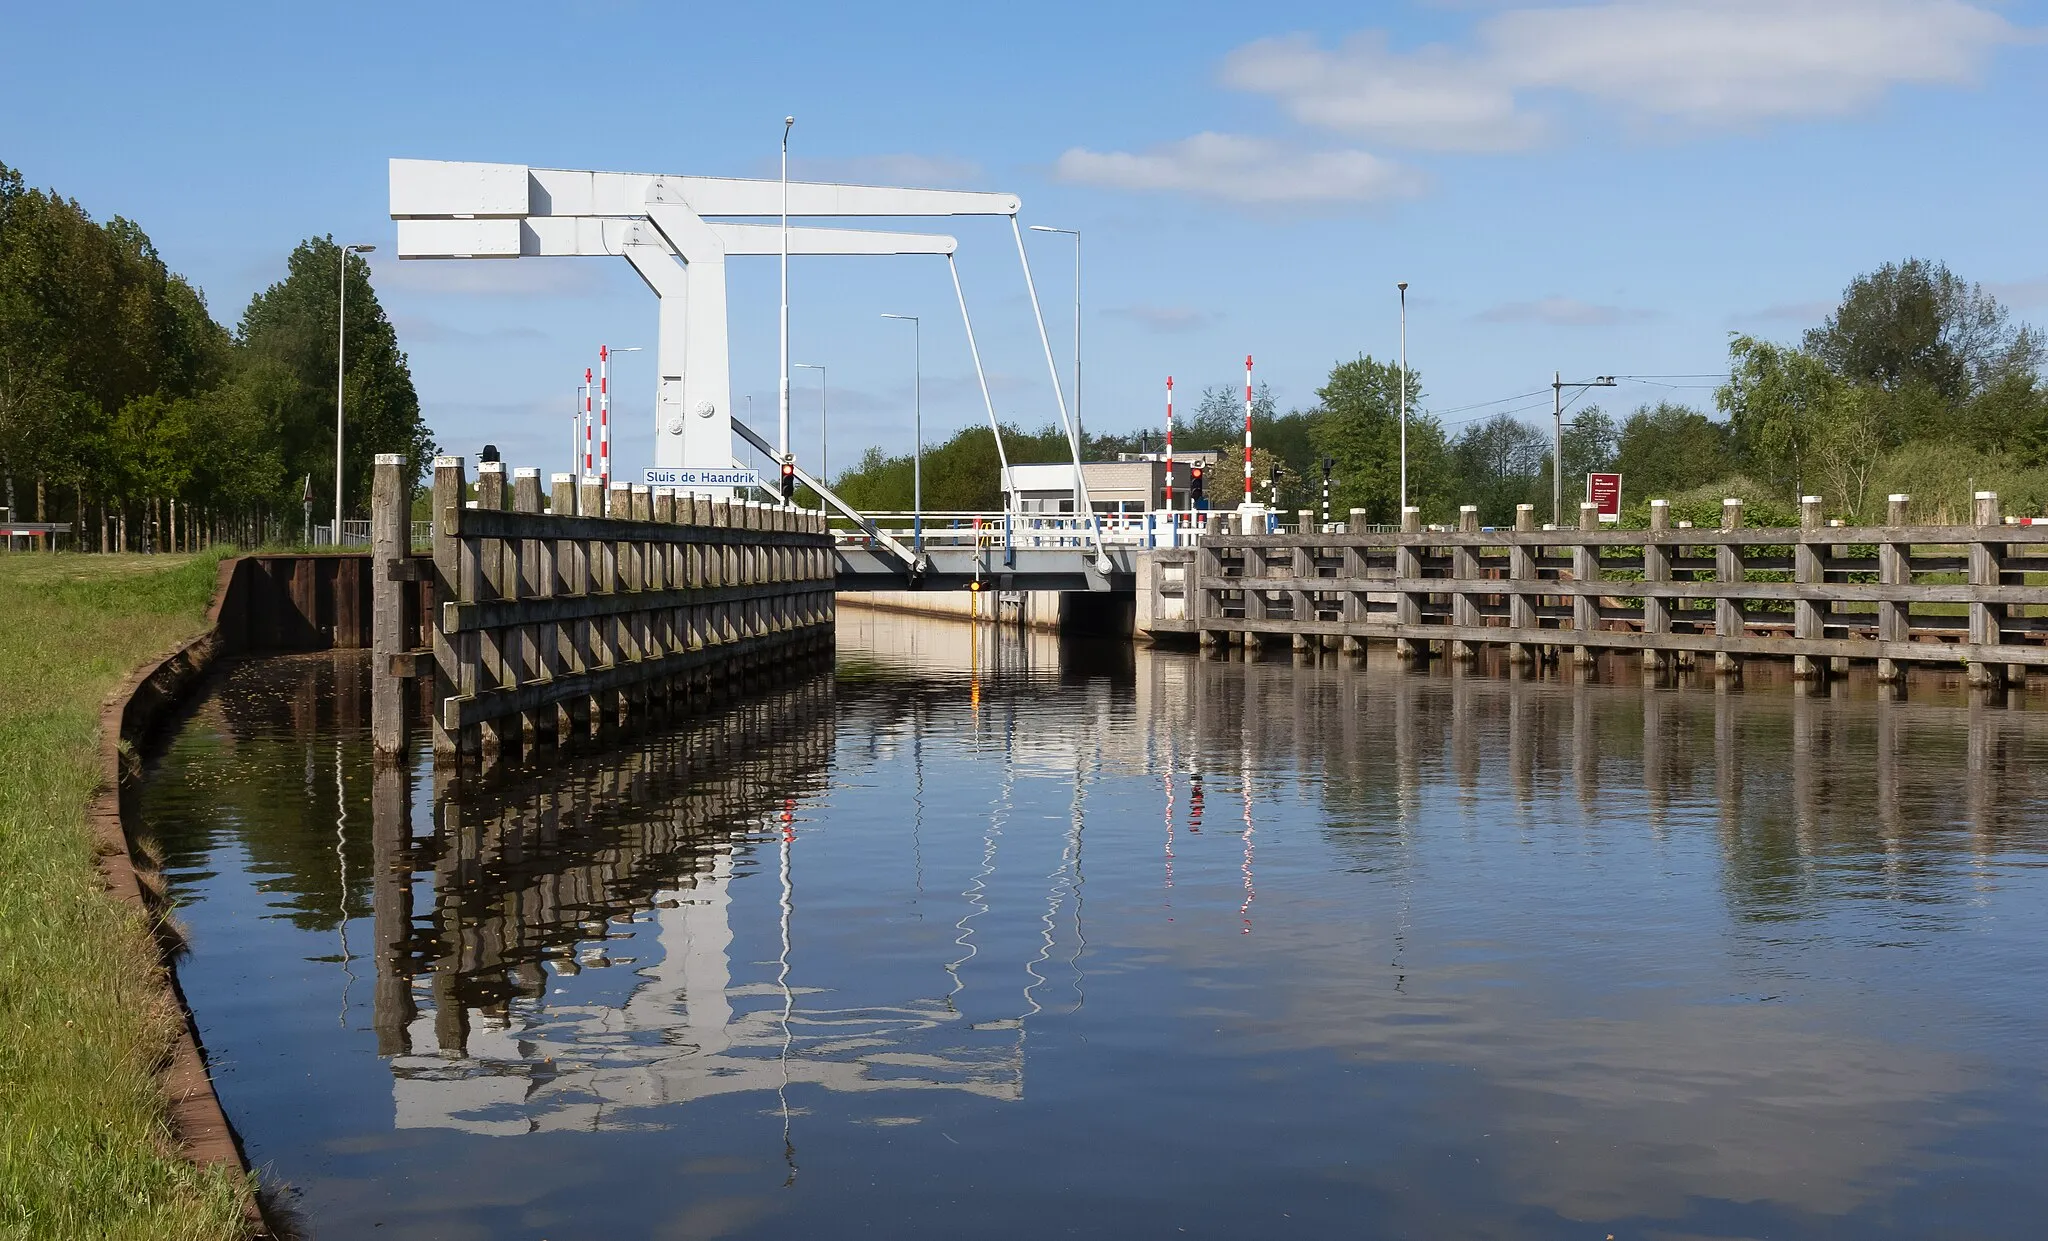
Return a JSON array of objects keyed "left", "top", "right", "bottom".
[{"left": 833, "top": 509, "right": 1279, "bottom": 552}]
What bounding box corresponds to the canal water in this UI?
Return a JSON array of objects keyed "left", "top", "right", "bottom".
[{"left": 142, "top": 614, "right": 2048, "bottom": 1240}]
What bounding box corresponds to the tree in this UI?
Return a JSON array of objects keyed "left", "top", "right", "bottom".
[
  {"left": 1614, "top": 403, "right": 1734, "bottom": 498},
  {"left": 1308, "top": 356, "right": 1441, "bottom": 523},
  {"left": 236, "top": 236, "right": 431, "bottom": 523},
  {"left": 1804, "top": 257, "right": 2046, "bottom": 447},
  {"left": 1446, "top": 412, "right": 1545, "bottom": 523}
]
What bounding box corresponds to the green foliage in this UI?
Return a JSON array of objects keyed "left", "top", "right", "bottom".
[
  {"left": 1446, "top": 411, "right": 1545, "bottom": 524},
  {"left": 1615, "top": 402, "right": 1734, "bottom": 498},
  {"left": 1308, "top": 356, "right": 1443, "bottom": 523},
  {"left": 0, "top": 162, "right": 430, "bottom": 540},
  {"left": 1718, "top": 259, "right": 2048, "bottom": 518}
]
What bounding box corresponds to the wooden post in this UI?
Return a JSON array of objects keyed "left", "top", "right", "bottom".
[
  {"left": 473, "top": 463, "right": 508, "bottom": 761},
  {"left": 511, "top": 469, "right": 545, "bottom": 744},
  {"left": 1968, "top": 490, "right": 2006, "bottom": 689},
  {"left": 579, "top": 477, "right": 610, "bottom": 726},
  {"left": 1340, "top": 507, "right": 1370, "bottom": 654},
  {"left": 1508, "top": 503, "right": 1536, "bottom": 666},
  {"left": 1572, "top": 501, "right": 1599, "bottom": 667},
  {"left": 1793, "top": 495, "right": 1825, "bottom": 680},
  {"left": 1395, "top": 506, "right": 1423, "bottom": 660},
  {"left": 429, "top": 456, "right": 468, "bottom": 761},
  {"left": 551, "top": 473, "right": 584, "bottom": 740},
  {"left": 1451, "top": 505, "right": 1480, "bottom": 660},
  {"left": 1715, "top": 498, "right": 1744, "bottom": 678},
  {"left": 370, "top": 453, "right": 407, "bottom": 757},
  {"left": 1877, "top": 493, "right": 1909, "bottom": 684},
  {"left": 1642, "top": 500, "right": 1671, "bottom": 674}
]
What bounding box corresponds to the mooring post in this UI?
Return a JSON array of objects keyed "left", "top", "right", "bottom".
[
  {"left": 511, "top": 469, "right": 546, "bottom": 745},
  {"left": 1793, "top": 495, "right": 1825, "bottom": 680},
  {"left": 1340, "top": 507, "right": 1370, "bottom": 655},
  {"left": 1450, "top": 505, "right": 1480, "bottom": 661},
  {"left": 1572, "top": 501, "right": 1600, "bottom": 668},
  {"left": 1507, "top": 503, "right": 1536, "bottom": 666},
  {"left": 370, "top": 453, "right": 407, "bottom": 758},
  {"left": 1877, "top": 492, "right": 1910, "bottom": 684},
  {"left": 1642, "top": 499, "right": 1671, "bottom": 674},
  {"left": 550, "top": 473, "right": 584, "bottom": 740},
  {"left": 429, "top": 456, "right": 469, "bottom": 762},
  {"left": 1968, "top": 490, "right": 2006, "bottom": 689},
  {"left": 1395, "top": 506, "right": 1423, "bottom": 660},
  {"left": 1714, "top": 498, "right": 1745, "bottom": 678}
]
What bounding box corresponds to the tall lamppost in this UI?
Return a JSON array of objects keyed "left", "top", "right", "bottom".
[
  {"left": 1029, "top": 224, "right": 1082, "bottom": 448},
  {"left": 881, "top": 314, "right": 921, "bottom": 554},
  {"left": 335, "top": 241, "right": 376, "bottom": 545},
  {"left": 794, "top": 362, "right": 827, "bottom": 482},
  {"left": 779, "top": 115, "right": 795, "bottom": 472},
  {"left": 1397, "top": 280, "right": 1409, "bottom": 516}
]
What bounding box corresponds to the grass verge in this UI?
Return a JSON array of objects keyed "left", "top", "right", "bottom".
[{"left": 0, "top": 552, "right": 253, "bottom": 1240}]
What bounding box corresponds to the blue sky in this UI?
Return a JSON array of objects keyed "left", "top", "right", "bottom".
[{"left": 5, "top": 0, "right": 2046, "bottom": 478}]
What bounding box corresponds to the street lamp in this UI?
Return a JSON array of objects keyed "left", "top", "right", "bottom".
[
  {"left": 1029, "top": 225, "right": 1082, "bottom": 447},
  {"left": 1397, "top": 281, "right": 1408, "bottom": 516},
  {"left": 779, "top": 115, "right": 795, "bottom": 471},
  {"left": 335, "top": 242, "right": 376, "bottom": 545},
  {"left": 794, "top": 363, "right": 827, "bottom": 482},
  {"left": 881, "top": 314, "right": 922, "bottom": 554},
  {"left": 1551, "top": 372, "right": 1618, "bottom": 526}
]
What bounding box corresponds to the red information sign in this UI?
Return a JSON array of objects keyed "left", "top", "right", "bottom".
[{"left": 1587, "top": 472, "right": 1622, "bottom": 522}]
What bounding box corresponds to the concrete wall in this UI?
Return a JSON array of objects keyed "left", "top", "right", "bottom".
[{"left": 838, "top": 588, "right": 1135, "bottom": 638}]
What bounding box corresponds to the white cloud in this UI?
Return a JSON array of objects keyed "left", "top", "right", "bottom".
[
  {"left": 1219, "top": 1, "right": 2022, "bottom": 152},
  {"left": 1105, "top": 304, "right": 1219, "bottom": 333},
  {"left": 1737, "top": 299, "right": 1840, "bottom": 324},
  {"left": 1223, "top": 32, "right": 1541, "bottom": 152},
  {"left": 1054, "top": 133, "right": 1426, "bottom": 205},
  {"left": 1476, "top": 296, "right": 1659, "bottom": 327}
]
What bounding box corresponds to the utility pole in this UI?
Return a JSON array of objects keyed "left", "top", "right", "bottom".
[{"left": 1552, "top": 372, "right": 1618, "bottom": 526}]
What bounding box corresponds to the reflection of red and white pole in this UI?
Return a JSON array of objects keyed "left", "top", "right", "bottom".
[
  {"left": 583, "top": 369, "right": 594, "bottom": 477},
  {"left": 1163, "top": 376, "right": 1175, "bottom": 514},
  {"left": 599, "top": 345, "right": 611, "bottom": 486},
  {"left": 1242, "top": 354, "right": 1254, "bottom": 506}
]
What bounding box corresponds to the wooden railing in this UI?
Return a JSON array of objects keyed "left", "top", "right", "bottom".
[
  {"left": 371, "top": 454, "right": 834, "bottom": 762},
  {"left": 1141, "top": 492, "right": 2048, "bottom": 685}
]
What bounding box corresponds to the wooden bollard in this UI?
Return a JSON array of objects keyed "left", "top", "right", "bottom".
[
  {"left": 1642, "top": 499, "right": 1671, "bottom": 674},
  {"left": 1451, "top": 505, "right": 1480, "bottom": 662},
  {"left": 1714, "top": 498, "right": 1744, "bottom": 678},
  {"left": 1878, "top": 493, "right": 1909, "bottom": 683},
  {"left": 1969, "top": 490, "right": 2006, "bottom": 689},
  {"left": 370, "top": 453, "right": 407, "bottom": 758},
  {"left": 1395, "top": 506, "right": 1423, "bottom": 660},
  {"left": 1508, "top": 503, "right": 1536, "bottom": 666},
  {"left": 430, "top": 456, "right": 469, "bottom": 761},
  {"left": 1793, "top": 495, "right": 1825, "bottom": 680},
  {"left": 1573, "top": 502, "right": 1599, "bottom": 668}
]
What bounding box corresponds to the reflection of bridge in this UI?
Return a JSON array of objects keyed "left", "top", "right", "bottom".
[{"left": 370, "top": 675, "right": 1035, "bottom": 1136}]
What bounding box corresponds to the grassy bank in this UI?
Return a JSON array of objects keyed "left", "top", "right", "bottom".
[{"left": 0, "top": 552, "right": 252, "bottom": 1240}]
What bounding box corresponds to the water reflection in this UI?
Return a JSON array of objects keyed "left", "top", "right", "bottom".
[{"left": 139, "top": 631, "right": 2048, "bottom": 1240}]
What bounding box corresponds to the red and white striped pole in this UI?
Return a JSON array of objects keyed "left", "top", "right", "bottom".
[
  {"left": 1242, "top": 354, "right": 1254, "bottom": 507},
  {"left": 598, "top": 345, "right": 611, "bottom": 486},
  {"left": 1163, "top": 375, "right": 1175, "bottom": 515},
  {"left": 583, "top": 369, "right": 594, "bottom": 477}
]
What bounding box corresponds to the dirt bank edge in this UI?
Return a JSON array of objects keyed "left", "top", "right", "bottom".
[{"left": 88, "top": 556, "right": 269, "bottom": 1236}]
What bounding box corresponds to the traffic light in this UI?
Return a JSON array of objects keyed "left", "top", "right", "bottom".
[
  {"left": 1190, "top": 463, "right": 1205, "bottom": 506},
  {"left": 780, "top": 457, "right": 796, "bottom": 501}
]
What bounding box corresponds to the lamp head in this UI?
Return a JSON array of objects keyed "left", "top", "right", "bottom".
[{"left": 1397, "top": 280, "right": 1408, "bottom": 292}]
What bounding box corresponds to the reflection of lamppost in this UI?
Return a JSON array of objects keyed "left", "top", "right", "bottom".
[
  {"left": 335, "top": 242, "right": 375, "bottom": 544},
  {"left": 881, "top": 314, "right": 921, "bottom": 554},
  {"left": 794, "top": 363, "right": 827, "bottom": 482}
]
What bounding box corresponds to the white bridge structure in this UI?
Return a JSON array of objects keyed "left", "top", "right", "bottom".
[{"left": 390, "top": 157, "right": 1164, "bottom": 590}]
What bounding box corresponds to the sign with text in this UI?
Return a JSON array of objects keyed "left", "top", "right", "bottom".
[
  {"left": 642, "top": 467, "right": 763, "bottom": 489},
  {"left": 1587, "top": 472, "right": 1622, "bottom": 523}
]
